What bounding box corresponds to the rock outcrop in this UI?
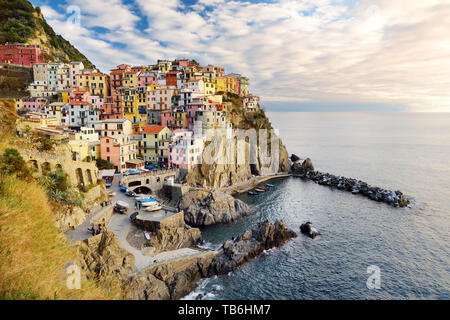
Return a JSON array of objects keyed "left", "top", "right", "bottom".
[
  {"left": 291, "top": 157, "right": 315, "bottom": 175},
  {"left": 300, "top": 222, "right": 318, "bottom": 239},
  {"left": 122, "top": 252, "right": 216, "bottom": 300},
  {"left": 179, "top": 190, "right": 254, "bottom": 227},
  {"left": 292, "top": 157, "right": 410, "bottom": 207},
  {"left": 207, "top": 220, "right": 297, "bottom": 275},
  {"left": 149, "top": 225, "right": 202, "bottom": 253},
  {"left": 186, "top": 102, "right": 290, "bottom": 188},
  {"left": 77, "top": 231, "right": 135, "bottom": 291},
  {"left": 122, "top": 219, "right": 297, "bottom": 300}
]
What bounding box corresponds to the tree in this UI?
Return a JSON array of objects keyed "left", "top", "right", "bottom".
[
  {"left": 0, "top": 148, "right": 30, "bottom": 179},
  {"left": 95, "top": 158, "right": 114, "bottom": 170}
]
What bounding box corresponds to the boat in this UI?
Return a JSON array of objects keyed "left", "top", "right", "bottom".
[
  {"left": 254, "top": 188, "right": 265, "bottom": 192},
  {"left": 266, "top": 183, "right": 275, "bottom": 187},
  {"left": 138, "top": 197, "right": 157, "bottom": 203},
  {"left": 141, "top": 200, "right": 159, "bottom": 207},
  {"left": 144, "top": 204, "right": 162, "bottom": 212},
  {"left": 135, "top": 194, "right": 153, "bottom": 200},
  {"left": 114, "top": 200, "right": 129, "bottom": 214},
  {"left": 248, "top": 191, "right": 258, "bottom": 195},
  {"left": 119, "top": 185, "right": 128, "bottom": 192}
]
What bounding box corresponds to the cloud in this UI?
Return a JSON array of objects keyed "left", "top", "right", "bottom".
[{"left": 36, "top": 0, "right": 450, "bottom": 111}]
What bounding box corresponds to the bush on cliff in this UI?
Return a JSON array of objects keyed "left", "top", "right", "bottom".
[{"left": 0, "top": 148, "right": 31, "bottom": 180}]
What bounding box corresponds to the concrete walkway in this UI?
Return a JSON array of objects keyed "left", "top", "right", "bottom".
[
  {"left": 66, "top": 172, "right": 214, "bottom": 274},
  {"left": 66, "top": 204, "right": 112, "bottom": 243}
]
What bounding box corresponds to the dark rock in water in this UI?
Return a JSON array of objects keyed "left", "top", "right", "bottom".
[
  {"left": 195, "top": 293, "right": 204, "bottom": 300},
  {"left": 300, "top": 222, "right": 318, "bottom": 239},
  {"left": 302, "top": 158, "right": 315, "bottom": 172},
  {"left": 290, "top": 154, "right": 300, "bottom": 162},
  {"left": 291, "top": 157, "right": 315, "bottom": 175},
  {"left": 207, "top": 220, "right": 297, "bottom": 276}
]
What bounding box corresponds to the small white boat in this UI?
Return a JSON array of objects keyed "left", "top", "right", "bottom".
[
  {"left": 135, "top": 195, "right": 153, "bottom": 200},
  {"left": 145, "top": 205, "right": 162, "bottom": 212},
  {"left": 141, "top": 201, "right": 160, "bottom": 207}
]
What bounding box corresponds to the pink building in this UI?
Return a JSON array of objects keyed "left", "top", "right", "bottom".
[
  {"left": 100, "top": 134, "right": 137, "bottom": 173},
  {"left": 137, "top": 71, "right": 157, "bottom": 87},
  {"left": 0, "top": 43, "right": 50, "bottom": 67},
  {"left": 70, "top": 89, "right": 90, "bottom": 103},
  {"left": 21, "top": 98, "right": 47, "bottom": 112},
  {"left": 161, "top": 111, "right": 175, "bottom": 128}
]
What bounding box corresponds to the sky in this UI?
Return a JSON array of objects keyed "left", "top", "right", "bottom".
[{"left": 29, "top": 0, "right": 450, "bottom": 112}]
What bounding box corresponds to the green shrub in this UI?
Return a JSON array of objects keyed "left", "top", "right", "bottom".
[
  {"left": 0, "top": 148, "right": 30, "bottom": 179},
  {"left": 96, "top": 158, "right": 114, "bottom": 170}
]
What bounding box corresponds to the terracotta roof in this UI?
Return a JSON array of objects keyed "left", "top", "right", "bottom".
[
  {"left": 142, "top": 125, "right": 166, "bottom": 134},
  {"left": 69, "top": 100, "right": 92, "bottom": 106}
]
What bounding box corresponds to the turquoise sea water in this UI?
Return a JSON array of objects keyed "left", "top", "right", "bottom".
[{"left": 185, "top": 112, "right": 450, "bottom": 300}]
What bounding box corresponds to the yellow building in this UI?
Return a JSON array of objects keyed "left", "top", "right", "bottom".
[
  {"left": 122, "top": 70, "right": 138, "bottom": 88},
  {"left": 215, "top": 76, "right": 226, "bottom": 93},
  {"left": 120, "top": 87, "right": 147, "bottom": 134},
  {"left": 58, "top": 91, "right": 70, "bottom": 103},
  {"left": 88, "top": 73, "right": 110, "bottom": 97},
  {"left": 14, "top": 98, "right": 22, "bottom": 111},
  {"left": 158, "top": 60, "right": 172, "bottom": 73},
  {"left": 140, "top": 125, "right": 172, "bottom": 163},
  {"left": 68, "top": 127, "right": 100, "bottom": 161}
]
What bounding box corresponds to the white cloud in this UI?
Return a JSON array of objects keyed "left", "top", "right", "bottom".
[{"left": 40, "top": 0, "right": 450, "bottom": 111}]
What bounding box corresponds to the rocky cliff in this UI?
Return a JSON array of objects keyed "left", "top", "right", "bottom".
[
  {"left": 122, "top": 252, "right": 216, "bottom": 300},
  {"left": 179, "top": 189, "right": 253, "bottom": 227},
  {"left": 186, "top": 96, "right": 290, "bottom": 188},
  {"left": 77, "top": 231, "right": 135, "bottom": 293},
  {"left": 207, "top": 220, "right": 297, "bottom": 275}
]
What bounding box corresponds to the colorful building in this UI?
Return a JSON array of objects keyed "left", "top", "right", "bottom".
[
  {"left": 139, "top": 125, "right": 172, "bottom": 164},
  {"left": 0, "top": 43, "right": 50, "bottom": 67},
  {"left": 169, "top": 129, "right": 204, "bottom": 171},
  {"left": 100, "top": 135, "right": 138, "bottom": 173}
]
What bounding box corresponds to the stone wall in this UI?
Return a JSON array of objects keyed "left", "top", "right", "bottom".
[
  {"left": 18, "top": 146, "right": 99, "bottom": 187},
  {"left": 121, "top": 169, "right": 179, "bottom": 194},
  {"left": 133, "top": 210, "right": 184, "bottom": 232}
]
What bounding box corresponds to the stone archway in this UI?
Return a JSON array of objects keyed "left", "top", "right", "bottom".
[
  {"left": 86, "top": 169, "right": 93, "bottom": 185},
  {"left": 55, "top": 163, "right": 62, "bottom": 171},
  {"left": 75, "top": 168, "right": 84, "bottom": 187},
  {"left": 129, "top": 180, "right": 142, "bottom": 187},
  {"left": 41, "top": 162, "right": 51, "bottom": 174},
  {"left": 28, "top": 160, "right": 38, "bottom": 169},
  {"left": 133, "top": 186, "right": 152, "bottom": 194}
]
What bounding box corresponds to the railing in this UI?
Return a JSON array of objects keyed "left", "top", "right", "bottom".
[{"left": 122, "top": 168, "right": 178, "bottom": 180}]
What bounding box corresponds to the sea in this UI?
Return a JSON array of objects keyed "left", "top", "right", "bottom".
[{"left": 183, "top": 112, "right": 450, "bottom": 300}]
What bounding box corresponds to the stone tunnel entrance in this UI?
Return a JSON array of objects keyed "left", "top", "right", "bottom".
[{"left": 132, "top": 186, "right": 152, "bottom": 194}]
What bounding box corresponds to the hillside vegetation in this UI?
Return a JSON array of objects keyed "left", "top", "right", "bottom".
[
  {"left": 0, "top": 0, "right": 95, "bottom": 69},
  {"left": 0, "top": 100, "right": 116, "bottom": 299}
]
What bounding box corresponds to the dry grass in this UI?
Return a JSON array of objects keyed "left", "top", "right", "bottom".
[{"left": 0, "top": 174, "right": 118, "bottom": 300}]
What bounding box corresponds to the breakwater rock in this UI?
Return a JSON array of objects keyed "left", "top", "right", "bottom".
[
  {"left": 179, "top": 190, "right": 254, "bottom": 227},
  {"left": 207, "top": 220, "right": 297, "bottom": 275},
  {"left": 291, "top": 156, "right": 410, "bottom": 207},
  {"left": 300, "top": 222, "right": 318, "bottom": 239}
]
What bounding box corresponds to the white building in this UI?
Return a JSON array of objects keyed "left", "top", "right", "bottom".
[{"left": 169, "top": 129, "right": 204, "bottom": 171}]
